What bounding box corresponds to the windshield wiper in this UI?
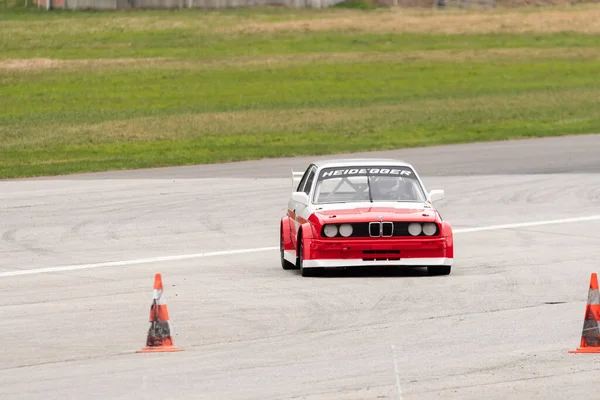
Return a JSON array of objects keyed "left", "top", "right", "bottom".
[{"left": 366, "top": 174, "right": 373, "bottom": 203}]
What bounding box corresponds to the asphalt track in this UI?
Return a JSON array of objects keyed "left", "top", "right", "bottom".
[{"left": 1, "top": 133, "right": 600, "bottom": 399}]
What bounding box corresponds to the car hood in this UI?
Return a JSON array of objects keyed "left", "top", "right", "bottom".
[{"left": 310, "top": 203, "right": 439, "bottom": 224}]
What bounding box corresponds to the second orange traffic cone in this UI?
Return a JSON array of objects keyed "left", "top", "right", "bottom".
[
  {"left": 137, "top": 273, "right": 183, "bottom": 353},
  {"left": 569, "top": 272, "right": 600, "bottom": 354}
]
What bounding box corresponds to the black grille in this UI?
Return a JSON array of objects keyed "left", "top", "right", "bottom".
[
  {"left": 368, "top": 223, "right": 379, "bottom": 237},
  {"left": 382, "top": 222, "right": 393, "bottom": 236},
  {"left": 321, "top": 222, "right": 440, "bottom": 238}
]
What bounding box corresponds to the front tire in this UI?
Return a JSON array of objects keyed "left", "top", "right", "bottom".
[{"left": 427, "top": 265, "right": 451, "bottom": 276}]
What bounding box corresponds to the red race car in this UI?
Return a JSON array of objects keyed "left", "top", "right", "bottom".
[{"left": 280, "top": 158, "right": 453, "bottom": 277}]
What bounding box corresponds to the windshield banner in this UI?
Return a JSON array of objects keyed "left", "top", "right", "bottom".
[{"left": 319, "top": 166, "right": 416, "bottom": 180}]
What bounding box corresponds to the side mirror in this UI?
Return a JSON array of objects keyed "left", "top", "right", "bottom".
[
  {"left": 291, "top": 192, "right": 309, "bottom": 206},
  {"left": 429, "top": 189, "right": 445, "bottom": 203}
]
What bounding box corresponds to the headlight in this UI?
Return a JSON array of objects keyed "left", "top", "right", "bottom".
[
  {"left": 323, "top": 225, "right": 338, "bottom": 238},
  {"left": 408, "top": 223, "right": 422, "bottom": 236},
  {"left": 339, "top": 224, "right": 353, "bottom": 237},
  {"left": 423, "top": 223, "right": 437, "bottom": 236}
]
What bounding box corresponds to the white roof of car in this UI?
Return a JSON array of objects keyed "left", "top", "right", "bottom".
[{"left": 312, "top": 158, "right": 414, "bottom": 169}]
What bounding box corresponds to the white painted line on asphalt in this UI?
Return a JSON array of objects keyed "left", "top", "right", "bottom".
[
  {"left": 0, "top": 247, "right": 278, "bottom": 278},
  {"left": 391, "top": 344, "right": 404, "bottom": 400},
  {"left": 453, "top": 215, "right": 600, "bottom": 234},
  {"left": 1, "top": 214, "right": 599, "bottom": 278}
]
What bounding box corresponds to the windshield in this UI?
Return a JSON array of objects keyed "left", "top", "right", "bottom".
[{"left": 312, "top": 166, "right": 426, "bottom": 204}]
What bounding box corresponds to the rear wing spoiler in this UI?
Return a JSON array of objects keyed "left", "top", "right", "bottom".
[{"left": 292, "top": 169, "right": 304, "bottom": 190}]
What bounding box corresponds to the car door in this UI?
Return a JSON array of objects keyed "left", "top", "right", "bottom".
[{"left": 289, "top": 165, "right": 316, "bottom": 249}]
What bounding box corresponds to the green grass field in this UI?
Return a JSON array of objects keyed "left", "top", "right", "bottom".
[{"left": 2, "top": 4, "right": 600, "bottom": 178}]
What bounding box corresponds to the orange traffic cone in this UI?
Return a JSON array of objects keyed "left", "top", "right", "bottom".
[
  {"left": 137, "top": 273, "right": 183, "bottom": 353},
  {"left": 569, "top": 272, "right": 600, "bottom": 354}
]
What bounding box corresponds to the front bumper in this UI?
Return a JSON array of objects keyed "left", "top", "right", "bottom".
[
  {"left": 302, "top": 257, "right": 453, "bottom": 268},
  {"left": 301, "top": 237, "right": 452, "bottom": 268}
]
